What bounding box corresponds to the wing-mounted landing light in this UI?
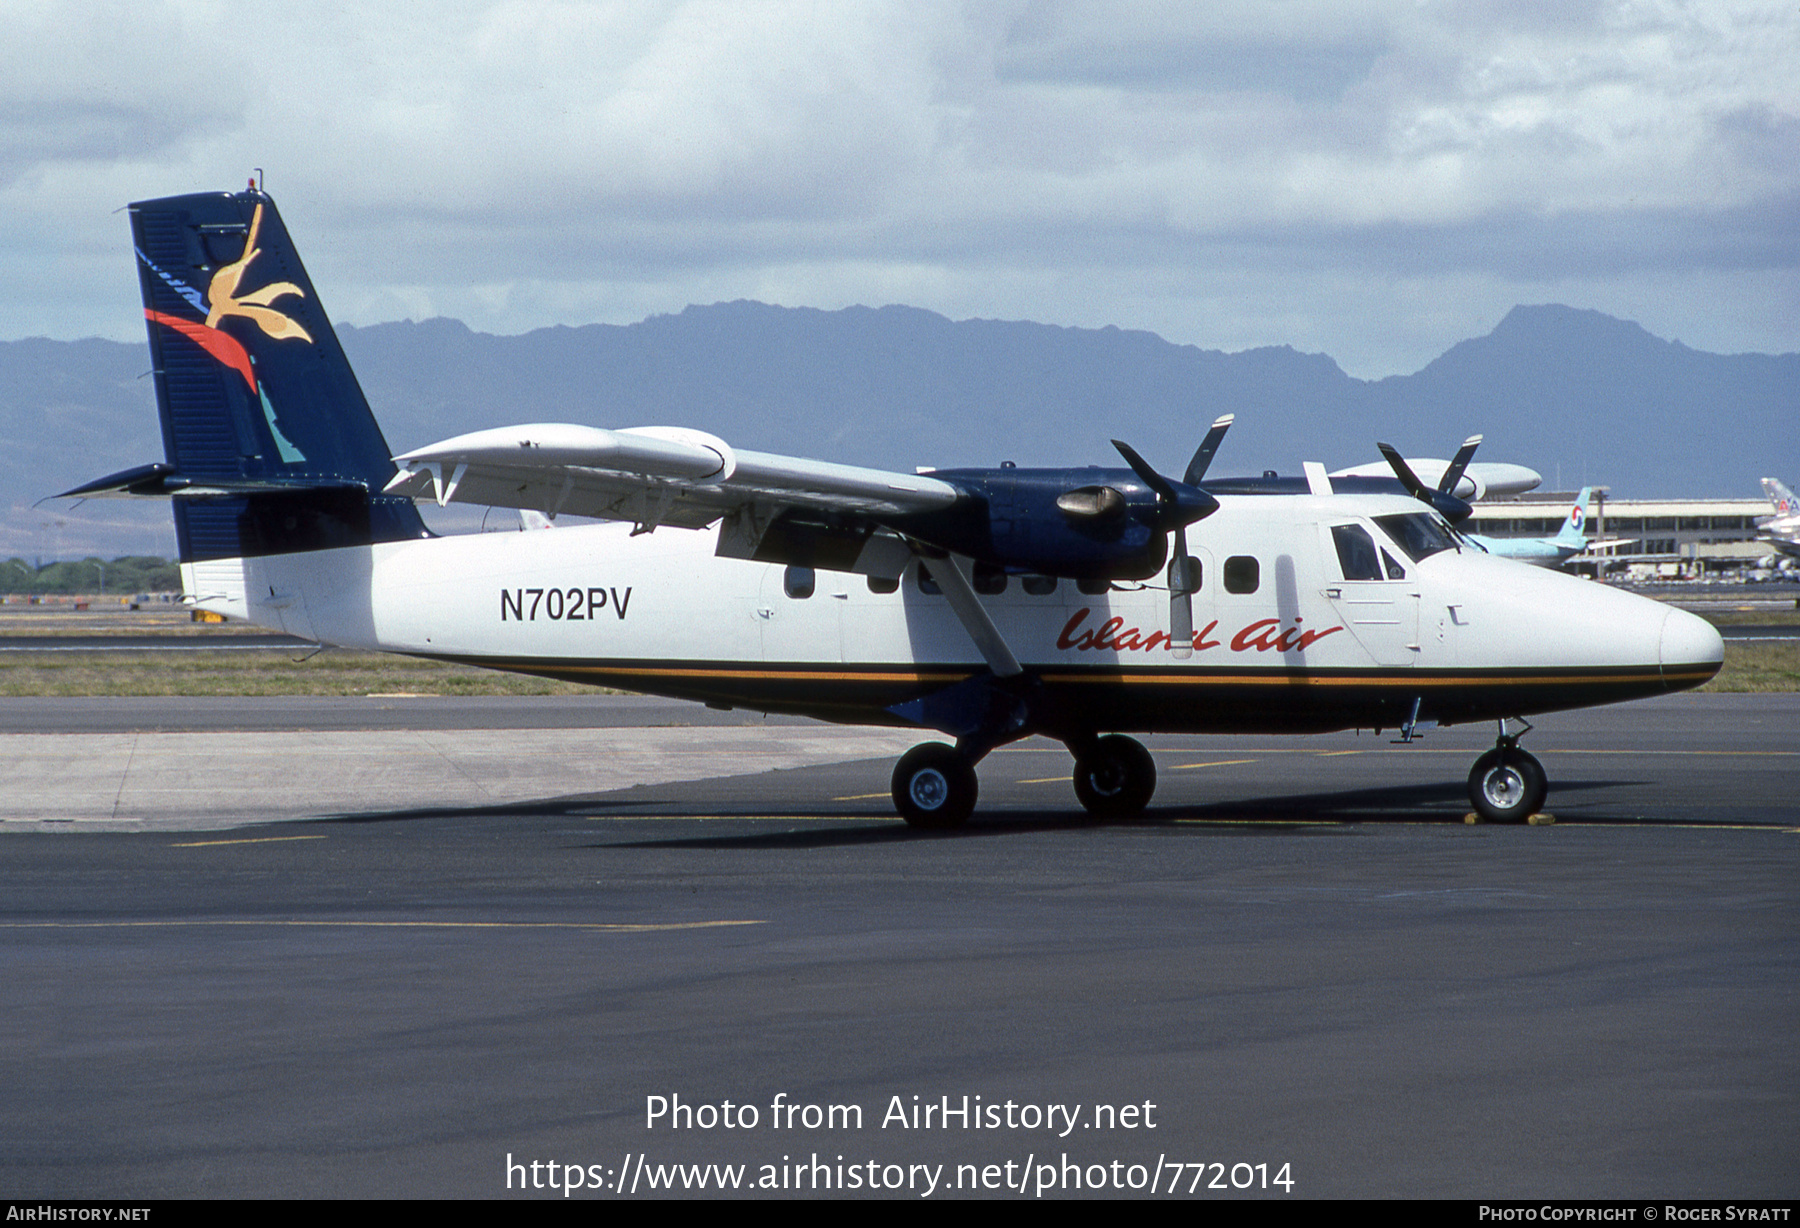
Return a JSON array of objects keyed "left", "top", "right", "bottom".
[
  {"left": 1378, "top": 441, "right": 1474, "bottom": 525},
  {"left": 1112, "top": 417, "right": 1228, "bottom": 658}
]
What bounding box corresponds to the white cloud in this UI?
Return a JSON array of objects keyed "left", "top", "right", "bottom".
[{"left": 0, "top": 0, "right": 1792, "bottom": 373}]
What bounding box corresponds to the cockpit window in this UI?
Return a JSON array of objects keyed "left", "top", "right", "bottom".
[
  {"left": 1331, "top": 524, "right": 1382, "bottom": 581},
  {"left": 1374, "top": 513, "right": 1459, "bottom": 563}
]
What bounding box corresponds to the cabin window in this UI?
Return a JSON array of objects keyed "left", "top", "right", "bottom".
[
  {"left": 783, "top": 565, "right": 815, "bottom": 599},
  {"left": 1331, "top": 524, "right": 1382, "bottom": 581},
  {"left": 1381, "top": 549, "right": 1407, "bottom": 581},
  {"left": 1077, "top": 577, "right": 1111, "bottom": 596},
  {"left": 1022, "top": 574, "right": 1057, "bottom": 596},
  {"left": 973, "top": 563, "right": 1007, "bottom": 594},
  {"left": 1223, "top": 556, "right": 1259, "bottom": 594},
  {"left": 867, "top": 574, "right": 900, "bottom": 594}
]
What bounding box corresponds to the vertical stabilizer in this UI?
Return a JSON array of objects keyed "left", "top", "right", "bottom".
[
  {"left": 1555, "top": 487, "right": 1592, "bottom": 548},
  {"left": 130, "top": 187, "right": 426, "bottom": 561},
  {"left": 1763, "top": 478, "right": 1797, "bottom": 517}
]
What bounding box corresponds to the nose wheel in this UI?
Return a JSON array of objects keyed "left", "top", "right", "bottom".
[
  {"left": 1073, "top": 734, "right": 1157, "bottom": 819},
  {"left": 892, "top": 743, "right": 978, "bottom": 829},
  {"left": 1467, "top": 735, "right": 1547, "bottom": 823}
]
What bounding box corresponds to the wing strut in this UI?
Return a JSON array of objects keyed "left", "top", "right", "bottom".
[{"left": 917, "top": 553, "right": 1024, "bottom": 678}]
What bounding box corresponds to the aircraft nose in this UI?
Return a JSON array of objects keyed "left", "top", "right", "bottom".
[{"left": 1659, "top": 607, "right": 1724, "bottom": 688}]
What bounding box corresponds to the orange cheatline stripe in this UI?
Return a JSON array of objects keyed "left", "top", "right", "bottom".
[
  {"left": 449, "top": 656, "right": 1709, "bottom": 698},
  {"left": 472, "top": 660, "right": 1677, "bottom": 688}
]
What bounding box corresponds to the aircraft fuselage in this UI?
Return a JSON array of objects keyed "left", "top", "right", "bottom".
[{"left": 189, "top": 492, "right": 1720, "bottom": 737}]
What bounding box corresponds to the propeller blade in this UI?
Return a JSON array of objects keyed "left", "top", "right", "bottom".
[
  {"left": 1378, "top": 441, "right": 1474, "bottom": 525},
  {"left": 1113, "top": 438, "right": 1215, "bottom": 654},
  {"left": 1377, "top": 442, "right": 1428, "bottom": 498},
  {"left": 1110, "top": 439, "right": 1218, "bottom": 528},
  {"left": 1111, "top": 438, "right": 1175, "bottom": 503},
  {"left": 1182, "top": 413, "right": 1234, "bottom": 486},
  {"left": 1168, "top": 525, "right": 1194, "bottom": 659},
  {"left": 1439, "top": 434, "right": 1482, "bottom": 495}
]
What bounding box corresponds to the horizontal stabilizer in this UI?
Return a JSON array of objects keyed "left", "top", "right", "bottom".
[
  {"left": 58, "top": 463, "right": 186, "bottom": 499},
  {"left": 59, "top": 462, "right": 368, "bottom": 501}
]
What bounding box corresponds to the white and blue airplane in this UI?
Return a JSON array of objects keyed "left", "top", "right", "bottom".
[{"left": 62, "top": 187, "right": 1723, "bottom": 827}]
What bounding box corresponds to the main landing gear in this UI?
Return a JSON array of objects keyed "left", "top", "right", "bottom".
[
  {"left": 891, "top": 743, "right": 979, "bottom": 829},
  {"left": 890, "top": 733, "right": 1158, "bottom": 829},
  {"left": 1466, "top": 722, "right": 1547, "bottom": 824},
  {"left": 1071, "top": 734, "right": 1157, "bottom": 819}
]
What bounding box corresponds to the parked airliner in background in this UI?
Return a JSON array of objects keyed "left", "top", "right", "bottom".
[
  {"left": 1464, "top": 488, "right": 1593, "bottom": 569},
  {"left": 1759, "top": 478, "right": 1800, "bottom": 561},
  {"left": 62, "top": 187, "right": 1723, "bottom": 827}
]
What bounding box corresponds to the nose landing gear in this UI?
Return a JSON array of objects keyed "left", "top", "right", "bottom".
[{"left": 1467, "top": 722, "right": 1547, "bottom": 823}]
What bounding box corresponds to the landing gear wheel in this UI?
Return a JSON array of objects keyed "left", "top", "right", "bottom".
[
  {"left": 892, "top": 743, "right": 977, "bottom": 829},
  {"left": 1073, "top": 734, "right": 1157, "bottom": 819},
  {"left": 1467, "top": 746, "right": 1547, "bottom": 823}
]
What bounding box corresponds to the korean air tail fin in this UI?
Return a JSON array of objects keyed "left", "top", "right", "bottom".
[
  {"left": 1553, "top": 488, "right": 1592, "bottom": 548},
  {"left": 65, "top": 186, "right": 427, "bottom": 563}
]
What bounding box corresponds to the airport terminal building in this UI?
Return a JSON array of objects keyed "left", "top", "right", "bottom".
[{"left": 1468, "top": 492, "right": 1780, "bottom": 577}]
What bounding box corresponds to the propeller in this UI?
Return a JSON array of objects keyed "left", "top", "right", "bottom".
[
  {"left": 1377, "top": 442, "right": 1474, "bottom": 524},
  {"left": 1112, "top": 419, "right": 1228, "bottom": 658},
  {"left": 1183, "top": 413, "right": 1235, "bottom": 486},
  {"left": 1439, "top": 434, "right": 1481, "bottom": 499}
]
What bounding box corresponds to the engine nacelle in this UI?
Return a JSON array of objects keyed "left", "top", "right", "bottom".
[{"left": 890, "top": 467, "right": 1189, "bottom": 581}]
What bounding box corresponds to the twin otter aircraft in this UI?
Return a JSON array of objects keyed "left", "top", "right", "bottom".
[{"left": 70, "top": 187, "right": 1724, "bottom": 827}]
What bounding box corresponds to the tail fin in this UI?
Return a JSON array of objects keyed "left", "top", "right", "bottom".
[
  {"left": 126, "top": 187, "right": 426, "bottom": 562},
  {"left": 1555, "top": 487, "right": 1591, "bottom": 547},
  {"left": 1763, "top": 478, "right": 1797, "bottom": 517}
]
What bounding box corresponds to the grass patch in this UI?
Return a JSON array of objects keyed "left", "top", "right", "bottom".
[
  {"left": 0, "top": 649, "right": 598, "bottom": 697},
  {"left": 1701, "top": 641, "right": 1800, "bottom": 693}
]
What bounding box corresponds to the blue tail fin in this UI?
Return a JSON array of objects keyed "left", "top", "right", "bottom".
[{"left": 126, "top": 187, "right": 426, "bottom": 562}]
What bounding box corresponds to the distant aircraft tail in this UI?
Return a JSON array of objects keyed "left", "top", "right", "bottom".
[
  {"left": 1763, "top": 478, "right": 1798, "bottom": 517},
  {"left": 1553, "top": 487, "right": 1591, "bottom": 548},
  {"left": 64, "top": 186, "right": 426, "bottom": 564}
]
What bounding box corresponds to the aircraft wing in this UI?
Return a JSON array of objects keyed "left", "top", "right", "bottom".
[{"left": 386, "top": 423, "right": 961, "bottom": 531}]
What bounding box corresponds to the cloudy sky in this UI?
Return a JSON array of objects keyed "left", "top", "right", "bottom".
[{"left": 2, "top": 0, "right": 1794, "bottom": 377}]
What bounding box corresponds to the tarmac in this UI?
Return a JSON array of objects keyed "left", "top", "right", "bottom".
[{"left": 2, "top": 691, "right": 1796, "bottom": 1199}]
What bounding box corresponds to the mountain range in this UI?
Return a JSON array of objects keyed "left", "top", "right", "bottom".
[{"left": 3, "top": 302, "right": 1793, "bottom": 559}]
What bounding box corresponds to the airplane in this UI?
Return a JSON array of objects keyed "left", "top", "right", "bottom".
[
  {"left": 1461, "top": 488, "right": 1594, "bottom": 569},
  {"left": 61, "top": 186, "right": 1725, "bottom": 829},
  {"left": 1331, "top": 446, "right": 1541, "bottom": 501},
  {"left": 1757, "top": 478, "right": 1800, "bottom": 561}
]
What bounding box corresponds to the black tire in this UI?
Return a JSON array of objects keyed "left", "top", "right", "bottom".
[
  {"left": 1073, "top": 734, "right": 1157, "bottom": 819},
  {"left": 892, "top": 743, "right": 977, "bottom": 829},
  {"left": 1466, "top": 747, "right": 1547, "bottom": 823}
]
